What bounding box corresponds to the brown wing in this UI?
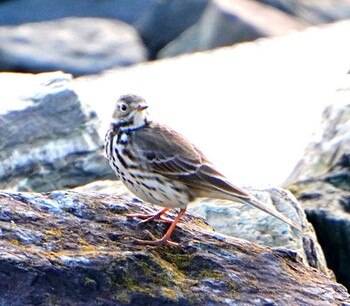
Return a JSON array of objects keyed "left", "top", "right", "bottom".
[
  {"left": 132, "top": 122, "right": 203, "bottom": 174},
  {"left": 131, "top": 122, "right": 249, "bottom": 198}
]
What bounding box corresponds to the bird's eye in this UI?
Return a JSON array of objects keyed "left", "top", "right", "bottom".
[{"left": 119, "top": 103, "right": 128, "bottom": 112}]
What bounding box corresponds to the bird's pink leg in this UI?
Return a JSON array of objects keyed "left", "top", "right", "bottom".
[{"left": 134, "top": 209, "right": 186, "bottom": 246}]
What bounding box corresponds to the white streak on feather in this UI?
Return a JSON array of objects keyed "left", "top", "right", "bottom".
[{"left": 120, "top": 133, "right": 128, "bottom": 143}]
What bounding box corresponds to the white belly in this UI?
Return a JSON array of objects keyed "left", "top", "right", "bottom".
[{"left": 124, "top": 176, "right": 190, "bottom": 209}]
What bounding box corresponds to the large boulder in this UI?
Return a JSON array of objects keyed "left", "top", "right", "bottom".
[
  {"left": 0, "top": 189, "right": 348, "bottom": 305},
  {"left": 286, "top": 83, "right": 350, "bottom": 290},
  {"left": 0, "top": 18, "right": 147, "bottom": 76},
  {"left": 0, "top": 71, "right": 114, "bottom": 191},
  {"left": 158, "top": 0, "right": 308, "bottom": 58}
]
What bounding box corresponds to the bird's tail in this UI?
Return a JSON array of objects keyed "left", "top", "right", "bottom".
[
  {"left": 188, "top": 164, "right": 301, "bottom": 231},
  {"left": 234, "top": 194, "right": 301, "bottom": 231}
]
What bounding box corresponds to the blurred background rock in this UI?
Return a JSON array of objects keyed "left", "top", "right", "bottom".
[{"left": 1, "top": 0, "right": 350, "bottom": 73}]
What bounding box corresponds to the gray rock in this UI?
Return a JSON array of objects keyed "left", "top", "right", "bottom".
[
  {"left": 76, "top": 180, "right": 332, "bottom": 278},
  {"left": 0, "top": 17, "right": 147, "bottom": 76},
  {"left": 0, "top": 0, "right": 209, "bottom": 59},
  {"left": 286, "top": 84, "right": 350, "bottom": 290},
  {"left": 255, "top": 0, "right": 350, "bottom": 24},
  {"left": 134, "top": 0, "right": 210, "bottom": 57},
  {"left": 0, "top": 189, "right": 348, "bottom": 305},
  {"left": 285, "top": 85, "right": 350, "bottom": 185},
  {"left": 158, "top": 0, "right": 308, "bottom": 58},
  {"left": 189, "top": 186, "right": 332, "bottom": 276},
  {"left": 0, "top": 71, "right": 114, "bottom": 191}
]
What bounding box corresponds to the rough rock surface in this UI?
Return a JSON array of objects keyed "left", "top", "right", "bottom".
[
  {"left": 76, "top": 180, "right": 331, "bottom": 278},
  {"left": 0, "top": 190, "right": 349, "bottom": 305},
  {"left": 0, "top": 71, "right": 114, "bottom": 191},
  {"left": 0, "top": 18, "right": 147, "bottom": 76},
  {"left": 158, "top": 0, "right": 308, "bottom": 58},
  {"left": 286, "top": 84, "right": 350, "bottom": 291}
]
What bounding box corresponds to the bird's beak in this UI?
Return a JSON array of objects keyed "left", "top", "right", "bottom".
[{"left": 137, "top": 105, "right": 148, "bottom": 111}]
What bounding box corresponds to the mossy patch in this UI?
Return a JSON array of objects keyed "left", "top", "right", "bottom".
[
  {"left": 106, "top": 252, "right": 176, "bottom": 297},
  {"left": 155, "top": 248, "right": 195, "bottom": 273}
]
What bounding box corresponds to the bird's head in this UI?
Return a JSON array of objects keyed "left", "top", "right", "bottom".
[{"left": 111, "top": 94, "right": 149, "bottom": 129}]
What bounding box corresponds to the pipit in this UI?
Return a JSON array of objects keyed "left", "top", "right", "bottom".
[{"left": 105, "top": 94, "right": 301, "bottom": 246}]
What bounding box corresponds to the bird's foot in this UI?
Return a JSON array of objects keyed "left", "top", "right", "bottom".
[{"left": 129, "top": 208, "right": 186, "bottom": 247}]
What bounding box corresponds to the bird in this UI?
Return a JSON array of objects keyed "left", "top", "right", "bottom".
[{"left": 105, "top": 94, "right": 301, "bottom": 246}]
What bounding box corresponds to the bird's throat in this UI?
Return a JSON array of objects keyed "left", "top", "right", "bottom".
[{"left": 112, "top": 117, "right": 150, "bottom": 134}]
